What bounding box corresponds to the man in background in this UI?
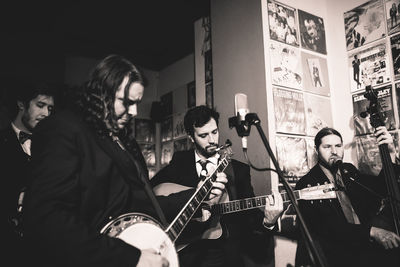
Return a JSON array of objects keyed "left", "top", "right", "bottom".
[
  {"left": 0, "top": 80, "right": 56, "bottom": 267},
  {"left": 151, "top": 105, "right": 283, "bottom": 267}
]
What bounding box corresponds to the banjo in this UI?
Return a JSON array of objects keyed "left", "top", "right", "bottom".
[{"left": 100, "top": 140, "right": 234, "bottom": 267}]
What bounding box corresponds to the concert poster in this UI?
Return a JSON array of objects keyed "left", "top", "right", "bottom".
[
  {"left": 303, "top": 93, "right": 333, "bottom": 136},
  {"left": 298, "top": 9, "right": 327, "bottom": 55},
  {"left": 161, "top": 141, "right": 174, "bottom": 166},
  {"left": 273, "top": 87, "right": 306, "bottom": 135},
  {"left": 139, "top": 143, "right": 156, "bottom": 167},
  {"left": 352, "top": 85, "right": 396, "bottom": 135},
  {"left": 134, "top": 118, "right": 155, "bottom": 143},
  {"left": 348, "top": 41, "right": 391, "bottom": 93},
  {"left": 385, "top": 0, "right": 400, "bottom": 35},
  {"left": 161, "top": 116, "right": 173, "bottom": 142},
  {"left": 390, "top": 33, "right": 400, "bottom": 80},
  {"left": 269, "top": 41, "right": 303, "bottom": 90},
  {"left": 161, "top": 91, "right": 173, "bottom": 116},
  {"left": 173, "top": 112, "right": 186, "bottom": 139},
  {"left": 187, "top": 80, "right": 196, "bottom": 108},
  {"left": 301, "top": 51, "right": 330, "bottom": 96},
  {"left": 275, "top": 135, "right": 309, "bottom": 183},
  {"left": 344, "top": 0, "right": 386, "bottom": 51},
  {"left": 266, "top": 0, "right": 299, "bottom": 47}
]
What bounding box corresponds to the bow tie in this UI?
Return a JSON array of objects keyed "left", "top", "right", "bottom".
[{"left": 19, "top": 131, "right": 32, "bottom": 144}]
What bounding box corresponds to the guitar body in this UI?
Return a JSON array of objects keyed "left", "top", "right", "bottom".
[{"left": 100, "top": 213, "right": 179, "bottom": 267}]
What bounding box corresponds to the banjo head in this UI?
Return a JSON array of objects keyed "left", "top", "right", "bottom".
[{"left": 101, "top": 212, "right": 179, "bottom": 267}]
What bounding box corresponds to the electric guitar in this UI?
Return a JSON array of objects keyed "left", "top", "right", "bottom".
[
  {"left": 154, "top": 182, "right": 336, "bottom": 241},
  {"left": 100, "top": 140, "right": 234, "bottom": 267}
]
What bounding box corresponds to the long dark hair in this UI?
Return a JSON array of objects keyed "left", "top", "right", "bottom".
[{"left": 77, "top": 54, "right": 145, "bottom": 136}]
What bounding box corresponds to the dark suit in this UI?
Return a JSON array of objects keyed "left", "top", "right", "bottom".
[
  {"left": 150, "top": 150, "right": 274, "bottom": 267},
  {"left": 295, "top": 163, "right": 399, "bottom": 267},
  {"left": 23, "top": 109, "right": 195, "bottom": 267},
  {"left": 0, "top": 124, "right": 30, "bottom": 267}
]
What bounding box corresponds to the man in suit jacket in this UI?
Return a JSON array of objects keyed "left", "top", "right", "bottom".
[
  {"left": 295, "top": 127, "right": 400, "bottom": 267},
  {"left": 0, "top": 80, "right": 56, "bottom": 267},
  {"left": 22, "top": 55, "right": 227, "bottom": 267},
  {"left": 151, "top": 105, "right": 283, "bottom": 267}
]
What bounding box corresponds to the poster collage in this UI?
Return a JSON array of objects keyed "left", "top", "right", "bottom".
[
  {"left": 266, "top": 0, "right": 332, "bottom": 184},
  {"left": 345, "top": 0, "right": 400, "bottom": 175},
  {"left": 159, "top": 83, "right": 196, "bottom": 170}
]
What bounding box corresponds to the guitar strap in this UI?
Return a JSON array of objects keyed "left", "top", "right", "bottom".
[
  {"left": 97, "top": 135, "right": 168, "bottom": 226},
  {"left": 224, "top": 162, "right": 237, "bottom": 200}
]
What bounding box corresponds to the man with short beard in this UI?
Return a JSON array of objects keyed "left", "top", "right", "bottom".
[
  {"left": 151, "top": 105, "right": 283, "bottom": 267},
  {"left": 295, "top": 126, "right": 400, "bottom": 267},
  {"left": 0, "top": 80, "right": 56, "bottom": 267}
]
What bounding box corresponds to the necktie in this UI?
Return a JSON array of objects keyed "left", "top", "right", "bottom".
[
  {"left": 198, "top": 160, "right": 209, "bottom": 180},
  {"left": 334, "top": 171, "right": 360, "bottom": 224},
  {"left": 19, "top": 131, "right": 32, "bottom": 144}
]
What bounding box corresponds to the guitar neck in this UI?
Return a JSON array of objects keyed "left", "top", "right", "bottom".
[
  {"left": 211, "top": 190, "right": 300, "bottom": 215},
  {"left": 165, "top": 156, "right": 231, "bottom": 242}
]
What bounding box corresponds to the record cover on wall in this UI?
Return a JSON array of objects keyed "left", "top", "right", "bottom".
[
  {"left": 173, "top": 112, "right": 186, "bottom": 139},
  {"left": 275, "top": 135, "right": 309, "bottom": 183},
  {"left": 355, "top": 133, "right": 389, "bottom": 175},
  {"left": 348, "top": 41, "right": 391, "bottom": 93},
  {"left": 298, "top": 10, "right": 327, "bottom": 54},
  {"left": 161, "top": 116, "right": 173, "bottom": 142},
  {"left": 390, "top": 33, "right": 400, "bottom": 80},
  {"left": 269, "top": 41, "right": 302, "bottom": 90},
  {"left": 344, "top": 0, "right": 386, "bottom": 51},
  {"left": 187, "top": 81, "right": 196, "bottom": 108},
  {"left": 304, "top": 94, "right": 333, "bottom": 136},
  {"left": 305, "top": 137, "right": 318, "bottom": 170},
  {"left": 301, "top": 51, "right": 330, "bottom": 96},
  {"left": 273, "top": 87, "right": 306, "bottom": 135},
  {"left": 385, "top": 0, "right": 400, "bottom": 35},
  {"left": 266, "top": 0, "right": 299, "bottom": 47},
  {"left": 134, "top": 118, "right": 155, "bottom": 143},
  {"left": 352, "top": 84, "right": 395, "bottom": 135}
]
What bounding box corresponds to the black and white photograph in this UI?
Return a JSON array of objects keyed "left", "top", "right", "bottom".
[{"left": 298, "top": 9, "right": 327, "bottom": 54}]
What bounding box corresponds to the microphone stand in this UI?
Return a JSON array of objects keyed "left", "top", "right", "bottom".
[{"left": 229, "top": 113, "right": 328, "bottom": 267}]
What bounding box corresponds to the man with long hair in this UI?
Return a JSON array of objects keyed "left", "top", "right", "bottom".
[{"left": 23, "top": 55, "right": 227, "bottom": 267}]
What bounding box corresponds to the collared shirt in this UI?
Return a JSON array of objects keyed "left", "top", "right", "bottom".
[
  {"left": 194, "top": 150, "right": 220, "bottom": 177},
  {"left": 11, "top": 122, "right": 31, "bottom": 156}
]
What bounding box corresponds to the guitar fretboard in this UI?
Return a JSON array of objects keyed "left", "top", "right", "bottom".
[
  {"left": 166, "top": 153, "right": 232, "bottom": 242},
  {"left": 211, "top": 190, "right": 300, "bottom": 215}
]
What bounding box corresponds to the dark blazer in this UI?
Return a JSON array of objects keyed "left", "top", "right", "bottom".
[
  {"left": 151, "top": 150, "right": 274, "bottom": 267},
  {"left": 23, "top": 109, "right": 195, "bottom": 267},
  {"left": 0, "top": 124, "right": 30, "bottom": 267},
  {"left": 295, "top": 163, "right": 399, "bottom": 267}
]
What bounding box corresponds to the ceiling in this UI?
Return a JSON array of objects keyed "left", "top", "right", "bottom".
[{"left": 3, "top": 0, "right": 210, "bottom": 72}]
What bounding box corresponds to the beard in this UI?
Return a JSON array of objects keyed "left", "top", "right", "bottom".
[{"left": 194, "top": 142, "right": 218, "bottom": 158}]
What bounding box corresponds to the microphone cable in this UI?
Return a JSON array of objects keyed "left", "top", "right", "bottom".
[{"left": 243, "top": 147, "right": 278, "bottom": 173}]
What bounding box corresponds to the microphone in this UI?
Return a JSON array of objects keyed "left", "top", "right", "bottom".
[{"left": 234, "top": 93, "right": 250, "bottom": 149}]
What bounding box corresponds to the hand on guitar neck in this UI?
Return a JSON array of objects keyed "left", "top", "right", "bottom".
[
  {"left": 263, "top": 190, "right": 284, "bottom": 227},
  {"left": 200, "top": 172, "right": 228, "bottom": 205}
]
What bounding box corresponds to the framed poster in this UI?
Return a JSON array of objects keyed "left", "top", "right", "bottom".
[
  {"left": 266, "top": 0, "right": 299, "bottom": 47},
  {"left": 385, "top": 0, "right": 400, "bottom": 35},
  {"left": 273, "top": 87, "right": 306, "bottom": 135},
  {"left": 269, "top": 41, "right": 302, "bottom": 90},
  {"left": 348, "top": 41, "right": 390, "bottom": 93},
  {"left": 390, "top": 33, "right": 400, "bottom": 80},
  {"left": 344, "top": 0, "right": 385, "bottom": 51},
  {"left": 301, "top": 51, "right": 330, "bottom": 96},
  {"left": 304, "top": 94, "right": 333, "bottom": 136},
  {"left": 298, "top": 9, "right": 327, "bottom": 54}
]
